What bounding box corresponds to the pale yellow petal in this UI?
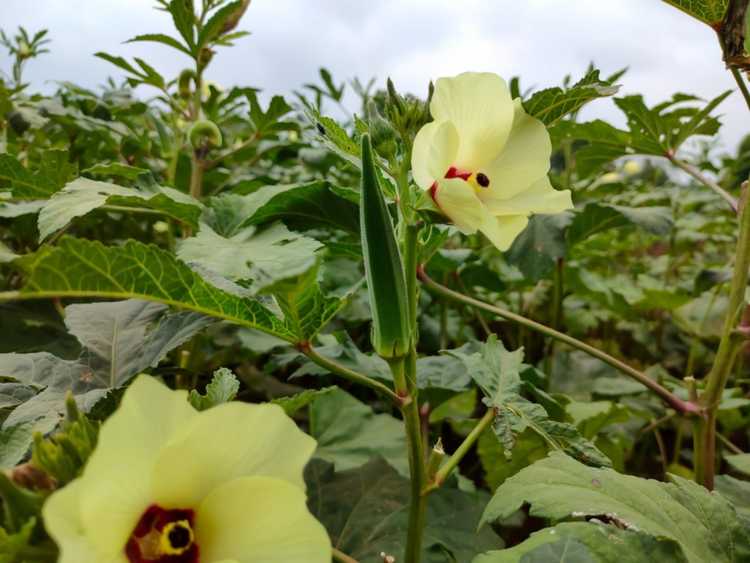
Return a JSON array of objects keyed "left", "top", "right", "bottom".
[
  {"left": 481, "top": 99, "right": 552, "bottom": 201},
  {"left": 195, "top": 476, "right": 331, "bottom": 563},
  {"left": 43, "top": 480, "right": 126, "bottom": 563},
  {"left": 432, "top": 178, "right": 484, "bottom": 234},
  {"left": 430, "top": 72, "right": 514, "bottom": 170},
  {"left": 78, "top": 375, "right": 196, "bottom": 555},
  {"left": 479, "top": 214, "right": 529, "bottom": 252},
  {"left": 152, "top": 402, "right": 316, "bottom": 508},
  {"left": 411, "top": 120, "right": 459, "bottom": 189},
  {"left": 483, "top": 176, "right": 573, "bottom": 216}
]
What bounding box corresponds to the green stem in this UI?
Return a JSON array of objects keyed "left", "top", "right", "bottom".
[
  {"left": 302, "top": 344, "right": 401, "bottom": 404},
  {"left": 696, "top": 200, "right": 750, "bottom": 489},
  {"left": 731, "top": 68, "right": 750, "bottom": 112},
  {"left": 189, "top": 151, "right": 204, "bottom": 200},
  {"left": 418, "top": 267, "right": 702, "bottom": 416},
  {"left": 401, "top": 221, "right": 427, "bottom": 563},
  {"left": 666, "top": 153, "right": 738, "bottom": 213},
  {"left": 424, "top": 408, "right": 494, "bottom": 493}
]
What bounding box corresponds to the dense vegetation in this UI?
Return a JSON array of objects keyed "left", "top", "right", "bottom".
[{"left": 1, "top": 1, "right": 750, "bottom": 561}]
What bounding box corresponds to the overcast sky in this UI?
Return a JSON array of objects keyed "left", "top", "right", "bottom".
[{"left": 1, "top": 0, "right": 747, "bottom": 152}]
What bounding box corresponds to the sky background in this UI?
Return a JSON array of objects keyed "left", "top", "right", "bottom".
[{"left": 1, "top": 0, "right": 746, "bottom": 152}]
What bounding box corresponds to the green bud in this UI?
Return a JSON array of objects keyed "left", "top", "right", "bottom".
[
  {"left": 178, "top": 69, "right": 196, "bottom": 99},
  {"left": 189, "top": 120, "right": 223, "bottom": 150},
  {"left": 197, "top": 47, "right": 214, "bottom": 69},
  {"left": 222, "top": 0, "right": 252, "bottom": 34},
  {"left": 359, "top": 134, "right": 410, "bottom": 359},
  {"left": 366, "top": 100, "right": 398, "bottom": 159}
]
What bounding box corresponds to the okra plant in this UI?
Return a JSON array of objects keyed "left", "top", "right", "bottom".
[{"left": 1, "top": 1, "right": 750, "bottom": 562}]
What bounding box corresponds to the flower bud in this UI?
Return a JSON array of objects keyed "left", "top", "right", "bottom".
[
  {"left": 189, "top": 120, "right": 222, "bottom": 150},
  {"left": 178, "top": 69, "right": 195, "bottom": 99}
]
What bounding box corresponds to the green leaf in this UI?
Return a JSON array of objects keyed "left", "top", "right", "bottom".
[
  {"left": 447, "top": 336, "right": 611, "bottom": 467},
  {"left": 0, "top": 150, "right": 75, "bottom": 199},
  {"left": 567, "top": 203, "right": 673, "bottom": 247},
  {"left": 14, "top": 237, "right": 295, "bottom": 341},
  {"left": 478, "top": 428, "right": 547, "bottom": 490},
  {"left": 271, "top": 386, "right": 336, "bottom": 416},
  {"left": 726, "top": 453, "right": 750, "bottom": 476},
  {"left": 31, "top": 395, "right": 98, "bottom": 486},
  {"left": 38, "top": 177, "right": 203, "bottom": 240},
  {"left": 237, "top": 181, "right": 360, "bottom": 233},
  {"left": 0, "top": 517, "right": 38, "bottom": 563},
  {"left": 473, "top": 521, "right": 685, "bottom": 563},
  {"left": 306, "top": 457, "right": 502, "bottom": 562},
  {"left": 177, "top": 222, "right": 322, "bottom": 293},
  {"left": 126, "top": 33, "right": 192, "bottom": 56},
  {"left": 167, "top": 0, "right": 196, "bottom": 51},
  {"left": 0, "top": 424, "right": 34, "bottom": 469},
  {"left": 82, "top": 162, "right": 150, "bottom": 181},
  {"left": 359, "top": 134, "right": 410, "bottom": 358},
  {"left": 663, "top": 0, "right": 729, "bottom": 25},
  {"left": 286, "top": 332, "right": 392, "bottom": 382},
  {"left": 715, "top": 475, "right": 750, "bottom": 520},
  {"left": 0, "top": 473, "right": 43, "bottom": 534},
  {"left": 505, "top": 213, "right": 572, "bottom": 281},
  {"left": 309, "top": 388, "right": 408, "bottom": 476},
  {"left": 523, "top": 69, "right": 620, "bottom": 127},
  {"left": 271, "top": 265, "right": 356, "bottom": 341},
  {"left": 481, "top": 452, "right": 750, "bottom": 563},
  {"left": 198, "top": 0, "right": 245, "bottom": 47},
  {"left": 0, "top": 299, "right": 213, "bottom": 429},
  {"left": 311, "top": 111, "right": 361, "bottom": 167},
  {"left": 246, "top": 92, "right": 295, "bottom": 135},
  {"left": 188, "top": 367, "right": 240, "bottom": 410}
]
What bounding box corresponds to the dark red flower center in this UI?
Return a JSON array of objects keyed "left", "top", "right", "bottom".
[{"left": 126, "top": 505, "right": 199, "bottom": 563}]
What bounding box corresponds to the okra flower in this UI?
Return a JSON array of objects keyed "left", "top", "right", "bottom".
[
  {"left": 43, "top": 375, "right": 330, "bottom": 563},
  {"left": 412, "top": 72, "right": 573, "bottom": 250}
]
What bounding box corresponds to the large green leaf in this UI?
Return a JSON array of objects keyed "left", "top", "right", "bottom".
[
  {"left": 271, "top": 265, "right": 356, "bottom": 341},
  {"left": 309, "top": 388, "right": 407, "bottom": 476},
  {"left": 447, "top": 336, "right": 611, "bottom": 467},
  {"left": 481, "top": 453, "right": 750, "bottom": 563},
  {"left": 567, "top": 203, "right": 673, "bottom": 247},
  {"left": 38, "top": 177, "right": 203, "bottom": 240},
  {"left": 177, "top": 222, "right": 322, "bottom": 293},
  {"left": 241, "top": 181, "right": 360, "bottom": 233},
  {"left": 505, "top": 213, "right": 572, "bottom": 281},
  {"left": 0, "top": 299, "right": 213, "bottom": 430},
  {"left": 12, "top": 237, "right": 296, "bottom": 340},
  {"left": 473, "top": 521, "right": 685, "bottom": 563},
  {"left": 726, "top": 453, "right": 750, "bottom": 476},
  {"left": 565, "top": 91, "right": 732, "bottom": 177},
  {"left": 663, "top": 0, "right": 729, "bottom": 25},
  {"left": 306, "top": 457, "right": 502, "bottom": 563},
  {"left": 0, "top": 150, "right": 76, "bottom": 199},
  {"left": 523, "top": 69, "right": 620, "bottom": 127}
]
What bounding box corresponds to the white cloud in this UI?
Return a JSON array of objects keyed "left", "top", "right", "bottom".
[{"left": 2, "top": 0, "right": 746, "bottom": 151}]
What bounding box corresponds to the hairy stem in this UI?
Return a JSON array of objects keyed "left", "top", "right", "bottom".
[
  {"left": 424, "top": 408, "right": 495, "bottom": 494},
  {"left": 332, "top": 548, "right": 359, "bottom": 563},
  {"left": 666, "top": 153, "right": 738, "bottom": 213},
  {"left": 695, "top": 201, "right": 750, "bottom": 488},
  {"left": 302, "top": 344, "right": 401, "bottom": 404},
  {"left": 731, "top": 68, "right": 750, "bottom": 112},
  {"left": 418, "top": 267, "right": 702, "bottom": 416},
  {"left": 400, "top": 225, "right": 428, "bottom": 563}
]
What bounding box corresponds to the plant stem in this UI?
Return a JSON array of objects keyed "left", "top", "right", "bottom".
[
  {"left": 424, "top": 408, "right": 494, "bottom": 493},
  {"left": 189, "top": 151, "right": 204, "bottom": 200},
  {"left": 666, "top": 153, "right": 738, "bottom": 213},
  {"left": 731, "top": 68, "right": 750, "bottom": 112},
  {"left": 400, "top": 221, "right": 427, "bottom": 563},
  {"left": 696, "top": 199, "right": 750, "bottom": 489},
  {"left": 418, "top": 267, "right": 702, "bottom": 416},
  {"left": 332, "top": 548, "right": 359, "bottom": 563},
  {"left": 301, "top": 344, "right": 401, "bottom": 404},
  {"left": 717, "top": 431, "right": 744, "bottom": 455}
]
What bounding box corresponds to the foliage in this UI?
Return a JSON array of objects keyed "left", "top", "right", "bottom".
[{"left": 1, "top": 2, "right": 750, "bottom": 562}]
